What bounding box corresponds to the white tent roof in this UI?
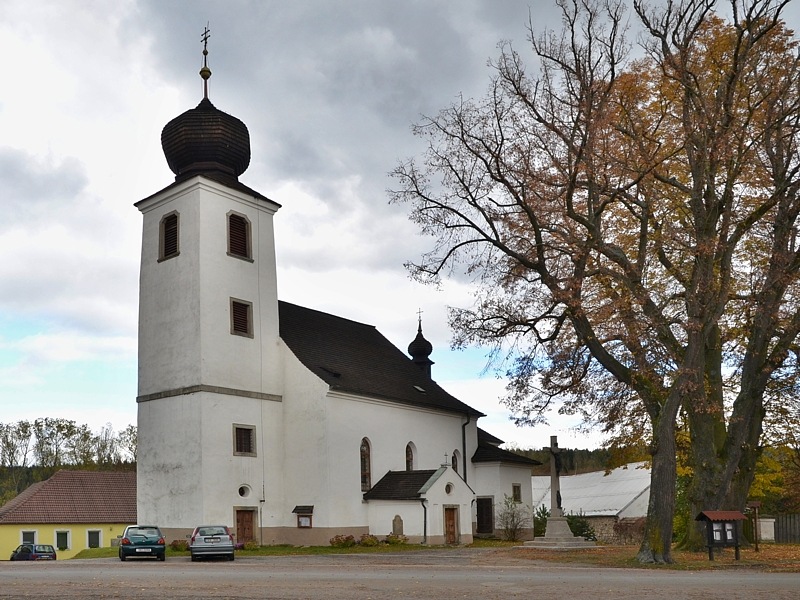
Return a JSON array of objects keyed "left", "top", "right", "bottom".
[{"left": 532, "top": 461, "right": 651, "bottom": 517}]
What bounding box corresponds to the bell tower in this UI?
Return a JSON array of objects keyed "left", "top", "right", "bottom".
[{"left": 134, "top": 29, "right": 283, "bottom": 537}]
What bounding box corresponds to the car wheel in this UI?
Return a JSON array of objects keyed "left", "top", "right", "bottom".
[
  {"left": 158, "top": 553, "right": 166, "bottom": 562},
  {"left": 229, "top": 553, "right": 235, "bottom": 561},
  {"left": 119, "top": 552, "right": 126, "bottom": 562},
  {"left": 190, "top": 554, "right": 197, "bottom": 562}
]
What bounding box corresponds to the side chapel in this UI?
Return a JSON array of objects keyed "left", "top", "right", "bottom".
[{"left": 134, "top": 37, "right": 537, "bottom": 546}]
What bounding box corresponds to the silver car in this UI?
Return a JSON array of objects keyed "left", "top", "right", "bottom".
[{"left": 189, "top": 525, "right": 235, "bottom": 561}]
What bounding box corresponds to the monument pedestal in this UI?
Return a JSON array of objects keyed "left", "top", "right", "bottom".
[{"left": 522, "top": 517, "right": 597, "bottom": 549}]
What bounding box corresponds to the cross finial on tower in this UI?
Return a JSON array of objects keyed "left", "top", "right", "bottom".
[
  {"left": 416, "top": 308, "right": 423, "bottom": 332},
  {"left": 199, "top": 23, "right": 212, "bottom": 99}
]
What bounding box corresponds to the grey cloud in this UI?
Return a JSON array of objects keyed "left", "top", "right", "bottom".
[{"left": 0, "top": 147, "right": 88, "bottom": 218}]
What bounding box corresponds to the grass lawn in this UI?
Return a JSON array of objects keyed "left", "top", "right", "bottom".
[{"left": 73, "top": 539, "right": 800, "bottom": 572}]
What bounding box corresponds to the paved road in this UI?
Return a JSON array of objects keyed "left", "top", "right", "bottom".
[{"left": 1, "top": 549, "right": 798, "bottom": 599}]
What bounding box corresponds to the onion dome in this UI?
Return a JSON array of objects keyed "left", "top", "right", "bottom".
[
  {"left": 408, "top": 317, "right": 434, "bottom": 377},
  {"left": 161, "top": 99, "right": 251, "bottom": 181},
  {"left": 408, "top": 323, "right": 433, "bottom": 359},
  {"left": 160, "top": 25, "right": 251, "bottom": 182}
]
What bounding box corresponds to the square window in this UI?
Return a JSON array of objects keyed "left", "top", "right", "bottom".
[
  {"left": 233, "top": 425, "right": 256, "bottom": 456},
  {"left": 56, "top": 531, "right": 69, "bottom": 551},
  {"left": 21, "top": 531, "right": 35, "bottom": 544},
  {"left": 88, "top": 530, "right": 101, "bottom": 548}
]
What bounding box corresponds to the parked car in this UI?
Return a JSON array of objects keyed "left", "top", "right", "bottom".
[
  {"left": 9, "top": 544, "right": 57, "bottom": 561},
  {"left": 189, "top": 525, "right": 235, "bottom": 561},
  {"left": 118, "top": 525, "right": 166, "bottom": 561}
]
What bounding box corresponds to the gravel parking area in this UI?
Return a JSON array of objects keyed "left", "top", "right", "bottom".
[{"left": 1, "top": 548, "right": 798, "bottom": 599}]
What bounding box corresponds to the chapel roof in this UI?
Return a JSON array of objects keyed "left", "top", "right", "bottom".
[
  {"left": 278, "top": 301, "right": 483, "bottom": 417},
  {"left": 362, "top": 469, "right": 439, "bottom": 500},
  {"left": 0, "top": 470, "right": 136, "bottom": 524}
]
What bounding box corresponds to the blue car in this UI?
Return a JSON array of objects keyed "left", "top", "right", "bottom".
[
  {"left": 10, "top": 544, "right": 57, "bottom": 561},
  {"left": 118, "top": 525, "right": 166, "bottom": 561}
]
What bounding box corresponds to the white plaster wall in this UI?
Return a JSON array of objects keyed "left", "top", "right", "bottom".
[
  {"left": 326, "top": 393, "right": 473, "bottom": 525},
  {"left": 137, "top": 177, "right": 281, "bottom": 399},
  {"left": 367, "top": 501, "right": 425, "bottom": 539},
  {"left": 277, "top": 341, "right": 333, "bottom": 528},
  {"left": 137, "top": 185, "right": 203, "bottom": 395},
  {"left": 137, "top": 391, "right": 284, "bottom": 529},
  {"left": 474, "top": 462, "right": 534, "bottom": 527}
]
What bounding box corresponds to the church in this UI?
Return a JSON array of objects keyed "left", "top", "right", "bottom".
[{"left": 134, "top": 40, "right": 537, "bottom": 546}]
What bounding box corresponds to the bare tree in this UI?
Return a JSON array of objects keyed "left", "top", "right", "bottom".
[
  {"left": 116, "top": 424, "right": 137, "bottom": 463},
  {"left": 391, "top": 0, "right": 800, "bottom": 562}
]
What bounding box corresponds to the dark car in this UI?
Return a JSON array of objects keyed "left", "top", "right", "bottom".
[
  {"left": 189, "top": 525, "right": 235, "bottom": 561},
  {"left": 118, "top": 525, "right": 166, "bottom": 561},
  {"left": 10, "top": 544, "right": 57, "bottom": 561}
]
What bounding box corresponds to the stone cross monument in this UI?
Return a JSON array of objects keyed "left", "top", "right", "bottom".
[
  {"left": 548, "top": 435, "right": 563, "bottom": 518},
  {"left": 522, "top": 434, "right": 596, "bottom": 548}
]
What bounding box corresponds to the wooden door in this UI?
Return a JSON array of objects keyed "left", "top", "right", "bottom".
[
  {"left": 444, "top": 507, "right": 458, "bottom": 544},
  {"left": 236, "top": 509, "right": 255, "bottom": 543},
  {"left": 476, "top": 498, "right": 494, "bottom": 534}
]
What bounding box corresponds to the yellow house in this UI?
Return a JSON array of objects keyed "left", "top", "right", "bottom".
[{"left": 0, "top": 470, "right": 136, "bottom": 560}]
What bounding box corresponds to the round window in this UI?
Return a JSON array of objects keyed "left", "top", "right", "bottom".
[
  {"left": 445, "top": 483, "right": 453, "bottom": 494},
  {"left": 238, "top": 485, "right": 251, "bottom": 498}
]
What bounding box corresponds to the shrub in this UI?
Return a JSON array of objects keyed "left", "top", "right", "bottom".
[
  {"left": 566, "top": 511, "right": 597, "bottom": 541},
  {"left": 329, "top": 534, "right": 356, "bottom": 547},
  {"left": 496, "top": 494, "right": 531, "bottom": 541},
  {"left": 243, "top": 541, "right": 260, "bottom": 551},
  {"left": 359, "top": 534, "right": 380, "bottom": 546},
  {"left": 533, "top": 504, "right": 550, "bottom": 537},
  {"left": 384, "top": 533, "right": 408, "bottom": 545},
  {"left": 169, "top": 539, "right": 189, "bottom": 551}
]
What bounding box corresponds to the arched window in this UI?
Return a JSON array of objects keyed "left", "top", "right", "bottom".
[
  {"left": 451, "top": 450, "right": 460, "bottom": 475},
  {"left": 360, "top": 438, "right": 371, "bottom": 492},
  {"left": 158, "top": 211, "right": 179, "bottom": 261},
  {"left": 405, "top": 443, "right": 415, "bottom": 471},
  {"left": 227, "top": 211, "right": 252, "bottom": 260}
]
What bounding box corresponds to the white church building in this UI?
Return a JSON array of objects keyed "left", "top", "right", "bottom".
[{"left": 134, "top": 47, "right": 538, "bottom": 546}]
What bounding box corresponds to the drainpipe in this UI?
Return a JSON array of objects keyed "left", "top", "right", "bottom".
[
  {"left": 461, "top": 415, "right": 471, "bottom": 484},
  {"left": 420, "top": 499, "right": 428, "bottom": 545}
]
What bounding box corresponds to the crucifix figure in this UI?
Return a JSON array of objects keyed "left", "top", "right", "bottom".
[{"left": 547, "top": 435, "right": 563, "bottom": 517}]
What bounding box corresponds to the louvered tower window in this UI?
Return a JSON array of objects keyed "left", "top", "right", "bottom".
[
  {"left": 228, "top": 212, "right": 252, "bottom": 259},
  {"left": 230, "top": 298, "right": 253, "bottom": 337},
  {"left": 159, "top": 212, "right": 179, "bottom": 261}
]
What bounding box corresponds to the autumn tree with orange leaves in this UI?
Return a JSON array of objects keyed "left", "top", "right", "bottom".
[{"left": 391, "top": 0, "right": 800, "bottom": 563}]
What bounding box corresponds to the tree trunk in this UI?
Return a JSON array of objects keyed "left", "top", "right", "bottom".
[{"left": 637, "top": 403, "right": 679, "bottom": 564}]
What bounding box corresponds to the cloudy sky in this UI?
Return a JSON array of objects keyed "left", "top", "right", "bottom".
[{"left": 4, "top": 1, "right": 794, "bottom": 450}]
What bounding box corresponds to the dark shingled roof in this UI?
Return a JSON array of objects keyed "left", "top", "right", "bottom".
[
  {"left": 0, "top": 470, "right": 136, "bottom": 524},
  {"left": 477, "top": 428, "right": 505, "bottom": 446},
  {"left": 363, "top": 470, "right": 439, "bottom": 500},
  {"left": 279, "top": 301, "right": 483, "bottom": 417},
  {"left": 472, "top": 429, "right": 541, "bottom": 466}
]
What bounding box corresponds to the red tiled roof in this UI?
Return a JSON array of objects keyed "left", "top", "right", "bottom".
[
  {"left": 0, "top": 470, "right": 136, "bottom": 524},
  {"left": 695, "top": 510, "right": 747, "bottom": 522}
]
